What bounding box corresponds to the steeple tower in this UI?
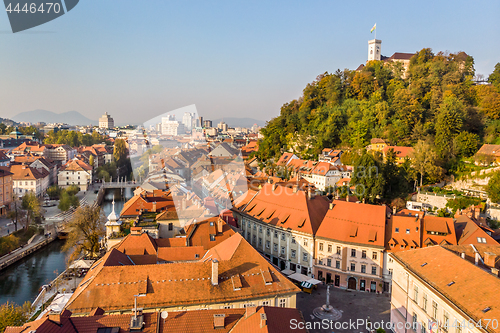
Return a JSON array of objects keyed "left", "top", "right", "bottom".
[{"left": 368, "top": 39, "right": 382, "bottom": 61}]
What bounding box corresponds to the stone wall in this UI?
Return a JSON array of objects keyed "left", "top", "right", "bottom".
[
  {"left": 416, "top": 192, "right": 455, "bottom": 210},
  {"left": 486, "top": 207, "right": 500, "bottom": 221}
]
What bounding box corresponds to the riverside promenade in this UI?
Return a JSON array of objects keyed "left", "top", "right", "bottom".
[{"left": 0, "top": 185, "right": 100, "bottom": 272}]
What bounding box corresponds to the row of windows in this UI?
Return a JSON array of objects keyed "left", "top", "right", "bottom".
[
  {"left": 242, "top": 221, "right": 305, "bottom": 245},
  {"left": 414, "top": 285, "right": 454, "bottom": 332},
  {"left": 318, "top": 243, "right": 378, "bottom": 260},
  {"left": 221, "top": 299, "right": 286, "bottom": 309},
  {"left": 319, "top": 259, "right": 377, "bottom": 275},
  {"left": 247, "top": 233, "right": 308, "bottom": 261}
]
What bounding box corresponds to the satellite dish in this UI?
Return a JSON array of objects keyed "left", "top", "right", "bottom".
[{"left": 161, "top": 311, "right": 168, "bottom": 320}]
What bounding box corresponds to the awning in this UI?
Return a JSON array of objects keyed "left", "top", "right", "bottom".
[
  {"left": 305, "top": 278, "right": 322, "bottom": 285},
  {"left": 287, "top": 272, "right": 310, "bottom": 282},
  {"left": 301, "top": 281, "right": 313, "bottom": 288},
  {"left": 281, "top": 268, "right": 294, "bottom": 276},
  {"left": 69, "top": 259, "right": 95, "bottom": 269}
]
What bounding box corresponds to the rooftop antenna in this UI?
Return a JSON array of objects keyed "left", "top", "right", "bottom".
[{"left": 160, "top": 311, "right": 168, "bottom": 327}]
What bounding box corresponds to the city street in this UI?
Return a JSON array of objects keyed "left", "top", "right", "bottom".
[{"left": 297, "top": 284, "right": 391, "bottom": 333}]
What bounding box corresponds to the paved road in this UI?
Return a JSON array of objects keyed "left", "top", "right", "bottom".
[
  {"left": 297, "top": 284, "right": 391, "bottom": 333},
  {"left": 0, "top": 234, "right": 51, "bottom": 268},
  {"left": 0, "top": 185, "right": 100, "bottom": 238},
  {"left": 0, "top": 218, "right": 17, "bottom": 237}
]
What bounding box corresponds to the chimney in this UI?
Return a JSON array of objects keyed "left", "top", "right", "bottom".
[
  {"left": 491, "top": 267, "right": 500, "bottom": 277},
  {"left": 292, "top": 184, "right": 298, "bottom": 193},
  {"left": 131, "top": 227, "right": 142, "bottom": 235},
  {"left": 461, "top": 252, "right": 465, "bottom": 259},
  {"left": 260, "top": 313, "right": 267, "bottom": 328},
  {"left": 152, "top": 202, "right": 157, "bottom": 212},
  {"left": 217, "top": 218, "right": 224, "bottom": 234},
  {"left": 475, "top": 252, "right": 480, "bottom": 266},
  {"left": 329, "top": 202, "right": 334, "bottom": 210},
  {"left": 273, "top": 183, "right": 279, "bottom": 191},
  {"left": 307, "top": 188, "right": 313, "bottom": 200},
  {"left": 484, "top": 252, "right": 498, "bottom": 268},
  {"left": 213, "top": 314, "right": 225, "bottom": 329},
  {"left": 47, "top": 312, "right": 61, "bottom": 324},
  {"left": 474, "top": 206, "right": 481, "bottom": 218},
  {"left": 212, "top": 259, "right": 219, "bottom": 286},
  {"left": 245, "top": 305, "right": 257, "bottom": 318},
  {"left": 393, "top": 206, "right": 397, "bottom": 215},
  {"left": 346, "top": 195, "right": 350, "bottom": 202}
]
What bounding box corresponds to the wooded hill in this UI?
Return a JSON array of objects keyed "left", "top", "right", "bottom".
[{"left": 257, "top": 49, "right": 500, "bottom": 171}]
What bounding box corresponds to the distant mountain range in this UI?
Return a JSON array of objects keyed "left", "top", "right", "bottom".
[
  {"left": 211, "top": 117, "right": 266, "bottom": 128},
  {"left": 12, "top": 110, "right": 97, "bottom": 126}
]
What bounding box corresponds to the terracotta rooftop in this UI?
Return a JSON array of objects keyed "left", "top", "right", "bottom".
[
  {"left": 235, "top": 183, "right": 329, "bottom": 235},
  {"left": 6, "top": 306, "right": 306, "bottom": 333},
  {"left": 391, "top": 246, "right": 500, "bottom": 328},
  {"left": 9, "top": 164, "right": 49, "bottom": 180},
  {"left": 382, "top": 145, "right": 414, "bottom": 158},
  {"left": 476, "top": 144, "right": 500, "bottom": 157},
  {"left": 61, "top": 158, "right": 92, "bottom": 172},
  {"left": 65, "top": 233, "right": 300, "bottom": 314},
  {"left": 454, "top": 216, "right": 498, "bottom": 245},
  {"left": 317, "top": 200, "right": 387, "bottom": 247},
  {"left": 385, "top": 215, "right": 422, "bottom": 252}
]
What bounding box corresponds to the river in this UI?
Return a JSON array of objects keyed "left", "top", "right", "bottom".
[{"left": 0, "top": 187, "right": 133, "bottom": 306}]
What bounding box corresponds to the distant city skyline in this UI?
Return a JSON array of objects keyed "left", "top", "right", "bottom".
[{"left": 1, "top": 0, "right": 499, "bottom": 124}]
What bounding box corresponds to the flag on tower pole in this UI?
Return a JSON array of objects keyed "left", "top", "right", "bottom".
[{"left": 370, "top": 23, "right": 376, "bottom": 33}]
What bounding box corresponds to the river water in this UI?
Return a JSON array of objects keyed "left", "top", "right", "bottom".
[{"left": 0, "top": 187, "right": 133, "bottom": 306}]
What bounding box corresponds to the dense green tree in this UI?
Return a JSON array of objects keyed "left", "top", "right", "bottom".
[
  {"left": 58, "top": 189, "right": 79, "bottom": 211},
  {"left": 487, "top": 172, "right": 500, "bottom": 203},
  {"left": 0, "top": 301, "right": 31, "bottom": 332},
  {"left": 46, "top": 185, "right": 61, "bottom": 199},
  {"left": 62, "top": 205, "right": 105, "bottom": 261},
  {"left": 351, "top": 152, "right": 385, "bottom": 203},
  {"left": 113, "top": 139, "right": 128, "bottom": 166},
  {"left": 435, "top": 96, "right": 465, "bottom": 159},
  {"left": 21, "top": 192, "right": 41, "bottom": 227},
  {"left": 411, "top": 141, "right": 444, "bottom": 187},
  {"left": 488, "top": 62, "right": 500, "bottom": 89},
  {"left": 44, "top": 129, "right": 109, "bottom": 147},
  {"left": 254, "top": 48, "right": 489, "bottom": 182},
  {"left": 453, "top": 131, "right": 480, "bottom": 158}
]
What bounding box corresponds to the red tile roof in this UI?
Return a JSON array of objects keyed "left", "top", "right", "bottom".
[
  {"left": 391, "top": 246, "right": 500, "bottom": 327},
  {"left": 317, "top": 200, "right": 387, "bottom": 247},
  {"left": 65, "top": 233, "right": 300, "bottom": 314},
  {"left": 6, "top": 306, "right": 307, "bottom": 333},
  {"left": 235, "top": 183, "right": 329, "bottom": 235},
  {"left": 382, "top": 146, "right": 414, "bottom": 158}
]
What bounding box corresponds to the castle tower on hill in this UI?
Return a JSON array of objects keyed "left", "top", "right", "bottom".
[{"left": 368, "top": 39, "right": 382, "bottom": 61}]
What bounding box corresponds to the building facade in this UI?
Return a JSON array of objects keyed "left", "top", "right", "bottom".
[
  {"left": 99, "top": 112, "right": 115, "bottom": 129},
  {"left": 58, "top": 159, "right": 93, "bottom": 191},
  {"left": 389, "top": 246, "right": 500, "bottom": 333},
  {"left": 313, "top": 200, "right": 388, "bottom": 293},
  {"left": 234, "top": 183, "right": 330, "bottom": 277},
  {"left": 0, "top": 168, "right": 13, "bottom": 215}
]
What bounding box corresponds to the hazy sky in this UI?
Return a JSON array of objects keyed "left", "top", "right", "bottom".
[{"left": 0, "top": 0, "right": 499, "bottom": 125}]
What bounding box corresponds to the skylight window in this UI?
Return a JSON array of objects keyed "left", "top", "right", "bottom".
[
  {"left": 482, "top": 307, "right": 491, "bottom": 313},
  {"left": 447, "top": 281, "right": 455, "bottom": 286},
  {"left": 421, "top": 263, "right": 427, "bottom": 267}
]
